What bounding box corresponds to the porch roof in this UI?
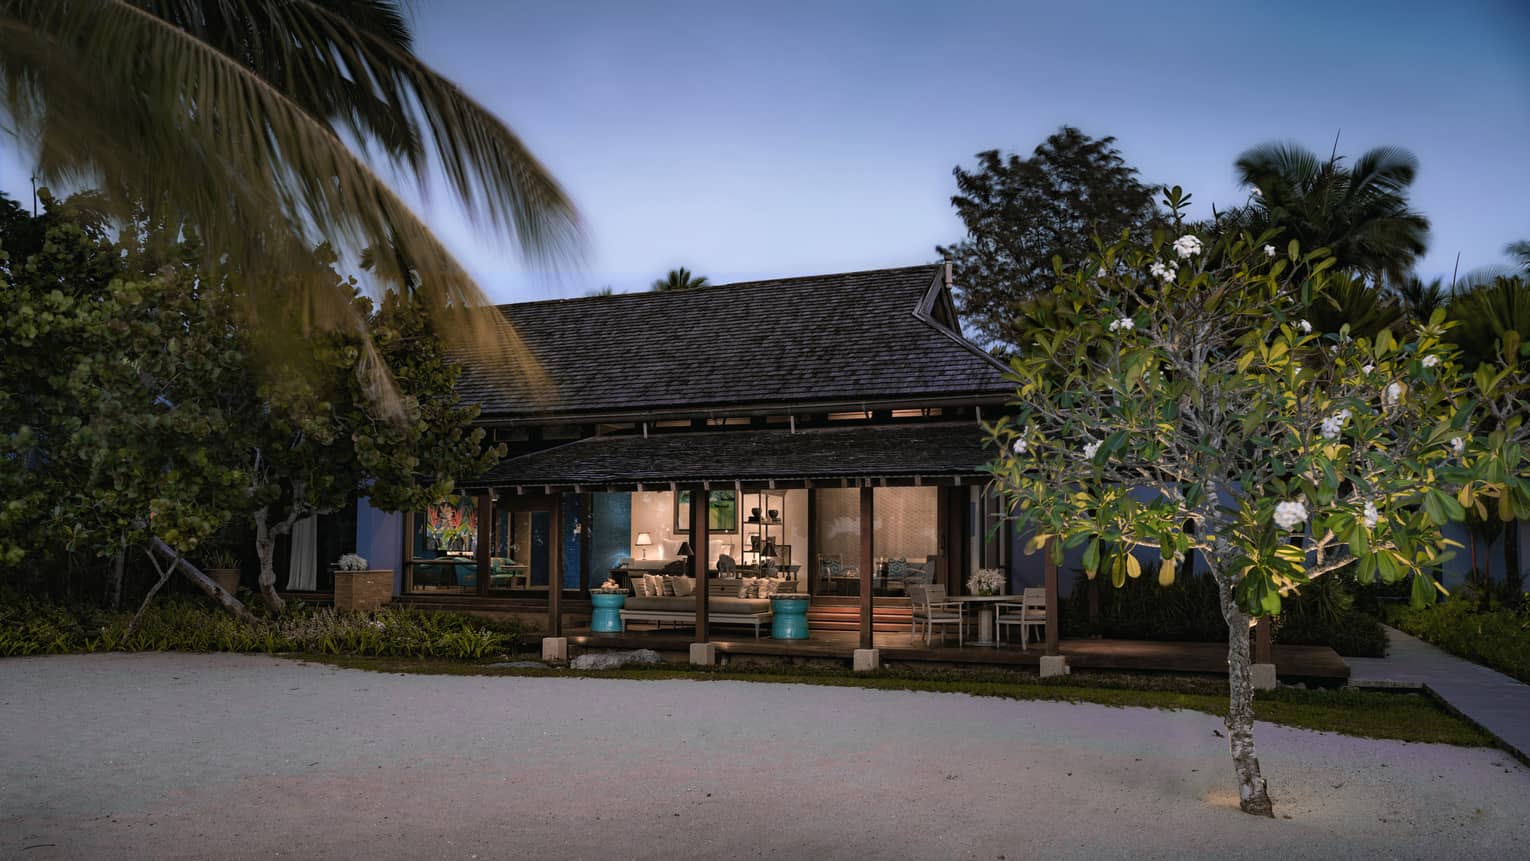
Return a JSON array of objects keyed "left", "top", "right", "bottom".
[{"left": 463, "top": 422, "right": 996, "bottom": 491}]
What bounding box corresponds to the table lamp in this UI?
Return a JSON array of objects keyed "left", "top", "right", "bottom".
[{"left": 635, "top": 532, "right": 652, "bottom": 560}]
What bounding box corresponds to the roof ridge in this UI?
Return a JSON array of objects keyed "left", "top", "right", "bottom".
[{"left": 492, "top": 263, "right": 941, "bottom": 311}]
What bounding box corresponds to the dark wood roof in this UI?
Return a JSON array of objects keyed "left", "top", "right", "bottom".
[
  {"left": 464, "top": 423, "right": 995, "bottom": 490},
  {"left": 457, "top": 265, "right": 1011, "bottom": 420}
]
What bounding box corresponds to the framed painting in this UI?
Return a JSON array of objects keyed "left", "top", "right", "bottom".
[{"left": 675, "top": 490, "right": 738, "bottom": 534}]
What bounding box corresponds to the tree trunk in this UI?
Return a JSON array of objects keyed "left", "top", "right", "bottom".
[
  {"left": 253, "top": 507, "right": 287, "bottom": 613},
  {"left": 127, "top": 547, "right": 180, "bottom": 636},
  {"left": 1213, "top": 570, "right": 1275, "bottom": 817},
  {"left": 149, "top": 537, "right": 260, "bottom": 625},
  {"left": 106, "top": 549, "right": 125, "bottom": 610}
]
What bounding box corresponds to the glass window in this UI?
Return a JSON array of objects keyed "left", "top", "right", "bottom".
[{"left": 408, "top": 497, "right": 478, "bottom": 594}]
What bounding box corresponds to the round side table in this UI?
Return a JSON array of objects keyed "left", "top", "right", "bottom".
[
  {"left": 590, "top": 591, "right": 627, "bottom": 632},
  {"left": 770, "top": 594, "right": 810, "bottom": 640}
]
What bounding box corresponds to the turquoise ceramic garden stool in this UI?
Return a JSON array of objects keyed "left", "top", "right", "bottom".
[
  {"left": 590, "top": 592, "right": 626, "bottom": 632},
  {"left": 770, "top": 594, "right": 810, "bottom": 640}
]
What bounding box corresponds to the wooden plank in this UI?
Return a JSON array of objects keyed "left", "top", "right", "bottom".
[
  {"left": 693, "top": 487, "right": 709, "bottom": 642},
  {"left": 859, "top": 486, "right": 873, "bottom": 650}
]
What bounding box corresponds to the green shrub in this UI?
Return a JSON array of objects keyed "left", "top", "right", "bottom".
[
  {"left": 1386, "top": 596, "right": 1530, "bottom": 683},
  {"left": 1273, "top": 575, "right": 1388, "bottom": 657},
  {"left": 0, "top": 592, "right": 526, "bottom": 660}
]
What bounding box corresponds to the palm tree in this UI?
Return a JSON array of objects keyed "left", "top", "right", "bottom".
[
  {"left": 652, "top": 267, "right": 709, "bottom": 292},
  {"left": 1391, "top": 275, "right": 1451, "bottom": 324},
  {"left": 1234, "top": 141, "right": 1429, "bottom": 285},
  {"left": 1507, "top": 240, "right": 1530, "bottom": 273},
  {"left": 0, "top": 1, "right": 581, "bottom": 364}
]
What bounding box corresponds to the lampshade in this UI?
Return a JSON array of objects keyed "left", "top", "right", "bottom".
[
  {"left": 677, "top": 541, "right": 694, "bottom": 557},
  {"left": 761, "top": 538, "right": 778, "bottom": 558},
  {"left": 635, "top": 532, "right": 652, "bottom": 546}
]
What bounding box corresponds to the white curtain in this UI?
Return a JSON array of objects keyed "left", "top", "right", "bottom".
[{"left": 286, "top": 514, "right": 318, "bottom": 591}]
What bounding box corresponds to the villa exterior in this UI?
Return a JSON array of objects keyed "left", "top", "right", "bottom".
[{"left": 348, "top": 263, "right": 1068, "bottom": 656}]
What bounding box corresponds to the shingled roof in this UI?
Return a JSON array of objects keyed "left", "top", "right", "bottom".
[
  {"left": 457, "top": 264, "right": 1011, "bottom": 420},
  {"left": 463, "top": 423, "right": 995, "bottom": 490}
]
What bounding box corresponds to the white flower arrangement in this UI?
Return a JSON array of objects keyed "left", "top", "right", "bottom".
[
  {"left": 968, "top": 568, "right": 1006, "bottom": 596},
  {"left": 336, "top": 553, "right": 369, "bottom": 571},
  {"left": 1173, "top": 234, "right": 1203, "bottom": 259},
  {"left": 1272, "top": 500, "right": 1309, "bottom": 530},
  {"left": 1450, "top": 436, "right": 1466, "bottom": 456},
  {"left": 1362, "top": 501, "right": 1380, "bottom": 530},
  {"left": 1149, "top": 260, "right": 1176, "bottom": 283},
  {"left": 1108, "top": 316, "right": 1135, "bottom": 333},
  {"left": 1262, "top": 244, "right": 1276, "bottom": 258},
  {"left": 1320, "top": 408, "right": 1351, "bottom": 440},
  {"left": 1082, "top": 440, "right": 1102, "bottom": 460},
  {"left": 1421, "top": 354, "right": 1440, "bottom": 368}
]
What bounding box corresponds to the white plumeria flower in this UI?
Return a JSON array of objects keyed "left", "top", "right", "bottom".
[
  {"left": 1273, "top": 500, "right": 1309, "bottom": 530},
  {"left": 1262, "top": 244, "right": 1276, "bottom": 258},
  {"left": 1451, "top": 436, "right": 1466, "bottom": 456},
  {"left": 1108, "top": 316, "right": 1135, "bottom": 333},
  {"left": 1172, "top": 234, "right": 1203, "bottom": 259},
  {"left": 1362, "top": 364, "right": 1375, "bottom": 375},
  {"left": 1421, "top": 354, "right": 1440, "bottom": 368},
  {"left": 1096, "top": 266, "right": 1108, "bottom": 279},
  {"left": 1297, "top": 319, "right": 1312, "bottom": 334},
  {"left": 1250, "top": 187, "right": 1263, "bottom": 198},
  {"left": 1011, "top": 435, "right": 1028, "bottom": 455},
  {"left": 1362, "top": 501, "right": 1379, "bottom": 530},
  {"left": 1383, "top": 381, "right": 1403, "bottom": 407},
  {"left": 1082, "top": 440, "right": 1102, "bottom": 460},
  {"left": 1319, "top": 408, "right": 1351, "bottom": 440},
  {"left": 1148, "top": 261, "right": 1176, "bottom": 283}
]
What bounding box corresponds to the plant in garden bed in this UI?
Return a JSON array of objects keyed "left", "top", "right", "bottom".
[{"left": 985, "top": 186, "right": 1485, "bottom": 815}]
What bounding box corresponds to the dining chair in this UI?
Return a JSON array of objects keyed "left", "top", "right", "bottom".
[
  {"left": 996, "top": 587, "right": 1047, "bottom": 650},
  {"left": 909, "top": 584, "right": 965, "bottom": 646}
]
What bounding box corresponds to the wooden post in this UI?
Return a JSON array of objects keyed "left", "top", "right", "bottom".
[
  {"left": 859, "top": 485, "right": 874, "bottom": 650},
  {"left": 1254, "top": 615, "right": 1272, "bottom": 664},
  {"left": 1044, "top": 538, "right": 1060, "bottom": 656},
  {"left": 548, "top": 499, "right": 562, "bottom": 636},
  {"left": 935, "top": 486, "right": 950, "bottom": 589},
  {"left": 692, "top": 488, "right": 710, "bottom": 642},
  {"left": 475, "top": 492, "right": 491, "bottom": 597}
]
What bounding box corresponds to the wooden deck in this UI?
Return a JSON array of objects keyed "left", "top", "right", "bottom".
[{"left": 566, "top": 627, "right": 1350, "bottom": 682}]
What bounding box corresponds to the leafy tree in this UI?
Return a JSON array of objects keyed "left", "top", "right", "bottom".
[
  {"left": 0, "top": 193, "right": 254, "bottom": 620},
  {"left": 937, "top": 127, "right": 1160, "bottom": 352},
  {"left": 987, "top": 187, "right": 1478, "bottom": 816},
  {"left": 1233, "top": 142, "right": 1429, "bottom": 285},
  {"left": 1392, "top": 275, "right": 1451, "bottom": 324},
  {"left": 0, "top": 0, "right": 581, "bottom": 378},
  {"left": 236, "top": 278, "right": 503, "bottom": 611},
  {"left": 651, "top": 267, "right": 709, "bottom": 292}
]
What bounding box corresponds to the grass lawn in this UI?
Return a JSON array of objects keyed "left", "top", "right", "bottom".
[{"left": 305, "top": 654, "right": 1492, "bottom": 749}]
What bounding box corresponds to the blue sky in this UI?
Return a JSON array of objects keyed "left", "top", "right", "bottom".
[{"left": 4, "top": 0, "right": 1528, "bottom": 302}]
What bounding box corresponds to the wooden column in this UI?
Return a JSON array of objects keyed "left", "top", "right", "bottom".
[
  {"left": 475, "top": 492, "right": 492, "bottom": 597},
  {"left": 548, "top": 499, "right": 562, "bottom": 636},
  {"left": 1254, "top": 616, "right": 1272, "bottom": 664},
  {"left": 859, "top": 485, "right": 874, "bottom": 650},
  {"left": 692, "top": 488, "right": 710, "bottom": 642},
  {"left": 1043, "top": 537, "right": 1060, "bottom": 656},
  {"left": 935, "top": 486, "right": 951, "bottom": 589}
]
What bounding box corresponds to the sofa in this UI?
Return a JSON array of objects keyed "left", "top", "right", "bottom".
[{"left": 618, "top": 575, "right": 804, "bottom": 638}]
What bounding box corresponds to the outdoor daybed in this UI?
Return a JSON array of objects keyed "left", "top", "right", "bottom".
[{"left": 619, "top": 576, "right": 803, "bottom": 638}]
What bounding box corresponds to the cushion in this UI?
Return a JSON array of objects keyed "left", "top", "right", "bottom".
[
  {"left": 661, "top": 576, "right": 677, "bottom": 597},
  {"left": 707, "top": 597, "right": 773, "bottom": 614},
  {"left": 643, "top": 574, "right": 661, "bottom": 597},
  {"left": 738, "top": 577, "right": 758, "bottom": 598},
  {"left": 758, "top": 578, "right": 779, "bottom": 598},
  {"left": 624, "top": 596, "right": 693, "bottom": 612},
  {"left": 672, "top": 576, "right": 695, "bottom": 597}
]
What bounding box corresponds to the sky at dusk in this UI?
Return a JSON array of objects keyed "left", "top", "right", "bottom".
[{"left": 3, "top": 0, "right": 1528, "bottom": 303}]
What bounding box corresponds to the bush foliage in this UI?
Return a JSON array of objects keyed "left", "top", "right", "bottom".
[
  {"left": 0, "top": 593, "right": 525, "bottom": 660},
  {"left": 1386, "top": 596, "right": 1530, "bottom": 684}
]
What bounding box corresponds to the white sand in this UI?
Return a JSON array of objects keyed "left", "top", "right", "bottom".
[{"left": 2, "top": 652, "right": 1526, "bottom": 859}]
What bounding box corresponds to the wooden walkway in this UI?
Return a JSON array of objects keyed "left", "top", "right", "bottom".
[{"left": 566, "top": 627, "right": 1350, "bottom": 682}]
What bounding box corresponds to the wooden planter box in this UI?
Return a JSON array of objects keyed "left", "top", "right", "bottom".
[{"left": 334, "top": 569, "right": 394, "bottom": 612}]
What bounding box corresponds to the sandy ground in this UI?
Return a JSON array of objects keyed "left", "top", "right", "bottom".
[{"left": 2, "top": 653, "right": 1527, "bottom": 860}]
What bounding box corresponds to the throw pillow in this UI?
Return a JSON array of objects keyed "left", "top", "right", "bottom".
[
  {"left": 663, "top": 576, "right": 678, "bottom": 596},
  {"left": 643, "top": 574, "right": 660, "bottom": 597},
  {"left": 737, "top": 577, "right": 757, "bottom": 599},
  {"left": 758, "top": 577, "right": 778, "bottom": 598},
  {"left": 673, "top": 576, "right": 694, "bottom": 597}
]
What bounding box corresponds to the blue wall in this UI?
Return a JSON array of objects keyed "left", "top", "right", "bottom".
[{"left": 356, "top": 498, "right": 403, "bottom": 594}]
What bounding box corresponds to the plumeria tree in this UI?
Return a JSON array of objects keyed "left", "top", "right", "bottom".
[{"left": 986, "top": 187, "right": 1477, "bottom": 816}]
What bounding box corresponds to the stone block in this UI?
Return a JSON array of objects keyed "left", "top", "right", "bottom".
[
  {"left": 1039, "top": 654, "right": 1070, "bottom": 678},
  {"left": 689, "top": 642, "right": 718, "bottom": 666},
  {"left": 333, "top": 570, "right": 393, "bottom": 612},
  {"left": 852, "top": 649, "right": 880, "bottom": 672},
  {"left": 1252, "top": 662, "right": 1277, "bottom": 691},
  {"left": 541, "top": 637, "right": 568, "bottom": 663}
]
